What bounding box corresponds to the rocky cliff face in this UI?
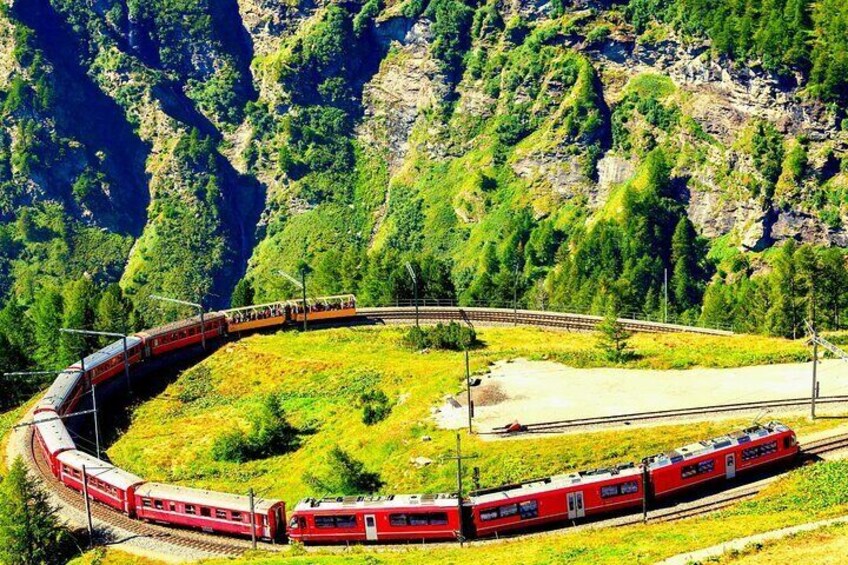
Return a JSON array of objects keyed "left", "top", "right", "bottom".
[{"left": 0, "top": 0, "right": 845, "bottom": 313}]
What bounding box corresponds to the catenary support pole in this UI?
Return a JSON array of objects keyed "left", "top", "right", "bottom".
[
  {"left": 249, "top": 488, "right": 257, "bottom": 550},
  {"left": 121, "top": 335, "right": 132, "bottom": 395},
  {"left": 82, "top": 465, "right": 94, "bottom": 544},
  {"left": 92, "top": 383, "right": 100, "bottom": 459},
  {"left": 465, "top": 350, "right": 472, "bottom": 433},
  {"left": 456, "top": 433, "right": 463, "bottom": 547},
  {"left": 302, "top": 269, "right": 308, "bottom": 332}
]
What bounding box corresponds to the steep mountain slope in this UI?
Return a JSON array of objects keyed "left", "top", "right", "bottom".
[{"left": 0, "top": 0, "right": 846, "bottom": 372}]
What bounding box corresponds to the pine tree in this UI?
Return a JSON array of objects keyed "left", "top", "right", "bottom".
[
  {"left": 0, "top": 457, "right": 73, "bottom": 565},
  {"left": 596, "top": 309, "right": 634, "bottom": 363},
  {"left": 60, "top": 277, "right": 98, "bottom": 363},
  {"left": 30, "top": 285, "right": 64, "bottom": 369},
  {"left": 95, "top": 284, "right": 131, "bottom": 341},
  {"left": 671, "top": 217, "right": 701, "bottom": 313},
  {"left": 230, "top": 278, "right": 255, "bottom": 308}
]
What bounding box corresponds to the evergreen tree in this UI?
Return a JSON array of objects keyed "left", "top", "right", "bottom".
[
  {"left": 595, "top": 309, "right": 634, "bottom": 363},
  {"left": 230, "top": 278, "right": 255, "bottom": 308},
  {"left": 0, "top": 458, "right": 74, "bottom": 565},
  {"left": 60, "top": 277, "right": 98, "bottom": 363},
  {"left": 671, "top": 217, "right": 701, "bottom": 313},
  {"left": 30, "top": 286, "right": 64, "bottom": 369},
  {"left": 95, "top": 284, "right": 131, "bottom": 340}
]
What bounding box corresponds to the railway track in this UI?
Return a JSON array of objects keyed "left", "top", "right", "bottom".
[
  {"left": 356, "top": 307, "right": 732, "bottom": 336},
  {"left": 489, "top": 397, "right": 848, "bottom": 435}
]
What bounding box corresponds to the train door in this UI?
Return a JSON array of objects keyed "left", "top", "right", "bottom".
[
  {"left": 725, "top": 453, "right": 736, "bottom": 479},
  {"left": 567, "top": 492, "right": 585, "bottom": 519},
  {"left": 364, "top": 514, "right": 378, "bottom": 541}
]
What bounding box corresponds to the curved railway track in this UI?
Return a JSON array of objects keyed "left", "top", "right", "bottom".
[{"left": 355, "top": 307, "right": 732, "bottom": 335}]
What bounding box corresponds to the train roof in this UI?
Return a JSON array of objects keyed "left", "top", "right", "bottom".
[
  {"left": 33, "top": 411, "right": 75, "bottom": 455},
  {"left": 135, "top": 482, "right": 283, "bottom": 514},
  {"left": 293, "top": 493, "right": 458, "bottom": 512},
  {"left": 136, "top": 313, "right": 226, "bottom": 339},
  {"left": 35, "top": 369, "right": 84, "bottom": 413},
  {"left": 69, "top": 336, "right": 143, "bottom": 371},
  {"left": 645, "top": 421, "right": 793, "bottom": 470},
  {"left": 57, "top": 450, "right": 145, "bottom": 490},
  {"left": 468, "top": 463, "right": 642, "bottom": 505}
]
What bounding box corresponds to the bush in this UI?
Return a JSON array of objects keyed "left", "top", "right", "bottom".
[
  {"left": 404, "top": 322, "right": 477, "bottom": 350},
  {"left": 304, "top": 447, "right": 384, "bottom": 494},
  {"left": 212, "top": 395, "right": 300, "bottom": 462},
  {"left": 360, "top": 389, "right": 392, "bottom": 425}
]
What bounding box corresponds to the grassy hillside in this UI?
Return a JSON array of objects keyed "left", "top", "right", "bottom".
[{"left": 108, "top": 326, "right": 822, "bottom": 508}]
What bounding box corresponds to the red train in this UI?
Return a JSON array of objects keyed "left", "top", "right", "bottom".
[
  {"left": 288, "top": 494, "right": 461, "bottom": 543},
  {"left": 28, "top": 292, "right": 804, "bottom": 545}
]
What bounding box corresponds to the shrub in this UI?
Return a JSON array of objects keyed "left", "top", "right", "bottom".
[
  {"left": 212, "top": 395, "right": 300, "bottom": 462},
  {"left": 360, "top": 389, "right": 392, "bottom": 425},
  {"left": 304, "top": 447, "right": 384, "bottom": 494},
  {"left": 404, "top": 322, "right": 477, "bottom": 350},
  {"left": 595, "top": 310, "right": 635, "bottom": 363}
]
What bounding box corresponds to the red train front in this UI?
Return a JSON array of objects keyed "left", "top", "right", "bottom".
[{"left": 646, "top": 421, "right": 799, "bottom": 499}]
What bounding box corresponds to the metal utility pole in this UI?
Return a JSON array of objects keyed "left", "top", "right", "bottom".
[
  {"left": 641, "top": 458, "right": 650, "bottom": 522},
  {"left": 440, "top": 433, "right": 478, "bottom": 546},
  {"left": 61, "top": 328, "right": 133, "bottom": 394},
  {"left": 248, "top": 487, "right": 257, "bottom": 550},
  {"left": 91, "top": 384, "right": 101, "bottom": 459},
  {"left": 82, "top": 465, "right": 94, "bottom": 543},
  {"left": 151, "top": 295, "right": 207, "bottom": 350},
  {"left": 465, "top": 349, "right": 473, "bottom": 433},
  {"left": 663, "top": 268, "right": 668, "bottom": 324},
  {"left": 405, "top": 261, "right": 419, "bottom": 328},
  {"left": 278, "top": 269, "right": 308, "bottom": 331},
  {"left": 811, "top": 323, "right": 818, "bottom": 420}
]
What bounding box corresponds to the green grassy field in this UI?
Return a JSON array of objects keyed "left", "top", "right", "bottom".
[{"left": 106, "top": 326, "right": 821, "bottom": 509}]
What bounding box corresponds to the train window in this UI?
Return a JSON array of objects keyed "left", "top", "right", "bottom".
[
  {"left": 682, "top": 459, "right": 716, "bottom": 479},
  {"left": 601, "top": 485, "right": 620, "bottom": 498},
  {"left": 315, "top": 516, "right": 335, "bottom": 528},
  {"left": 429, "top": 513, "right": 449, "bottom": 526},
  {"left": 289, "top": 516, "right": 299, "bottom": 529},
  {"left": 621, "top": 481, "right": 639, "bottom": 494},
  {"left": 154, "top": 500, "right": 164, "bottom": 510},
  {"left": 784, "top": 436, "right": 796, "bottom": 449},
  {"left": 170, "top": 503, "right": 177, "bottom": 512},
  {"left": 409, "top": 514, "right": 429, "bottom": 526},
  {"left": 480, "top": 508, "right": 499, "bottom": 521},
  {"left": 142, "top": 499, "right": 152, "bottom": 508},
  {"left": 389, "top": 514, "right": 407, "bottom": 527},
  {"left": 335, "top": 515, "right": 356, "bottom": 528},
  {"left": 519, "top": 500, "right": 538, "bottom": 519},
  {"left": 742, "top": 441, "right": 778, "bottom": 461},
  {"left": 185, "top": 505, "right": 196, "bottom": 515},
  {"left": 499, "top": 504, "right": 519, "bottom": 518},
  {"left": 232, "top": 512, "right": 242, "bottom": 522},
  {"left": 216, "top": 510, "right": 227, "bottom": 519},
  {"left": 200, "top": 507, "right": 211, "bottom": 518}
]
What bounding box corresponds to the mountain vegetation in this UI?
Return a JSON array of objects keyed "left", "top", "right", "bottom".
[{"left": 0, "top": 0, "right": 847, "bottom": 377}]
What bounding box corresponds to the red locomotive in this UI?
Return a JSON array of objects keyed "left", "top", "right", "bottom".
[
  {"left": 647, "top": 422, "right": 798, "bottom": 498},
  {"left": 287, "top": 493, "right": 461, "bottom": 544}
]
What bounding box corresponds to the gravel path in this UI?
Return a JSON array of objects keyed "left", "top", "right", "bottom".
[{"left": 437, "top": 358, "right": 848, "bottom": 432}]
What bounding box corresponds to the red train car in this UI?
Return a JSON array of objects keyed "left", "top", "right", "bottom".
[
  {"left": 288, "top": 493, "right": 461, "bottom": 544},
  {"left": 467, "top": 463, "right": 643, "bottom": 537},
  {"left": 34, "top": 369, "right": 85, "bottom": 415},
  {"left": 137, "top": 314, "right": 227, "bottom": 358},
  {"left": 33, "top": 410, "right": 76, "bottom": 476},
  {"left": 647, "top": 422, "right": 799, "bottom": 499},
  {"left": 69, "top": 336, "right": 144, "bottom": 387},
  {"left": 134, "top": 483, "right": 285, "bottom": 540},
  {"left": 57, "top": 450, "right": 145, "bottom": 515}
]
